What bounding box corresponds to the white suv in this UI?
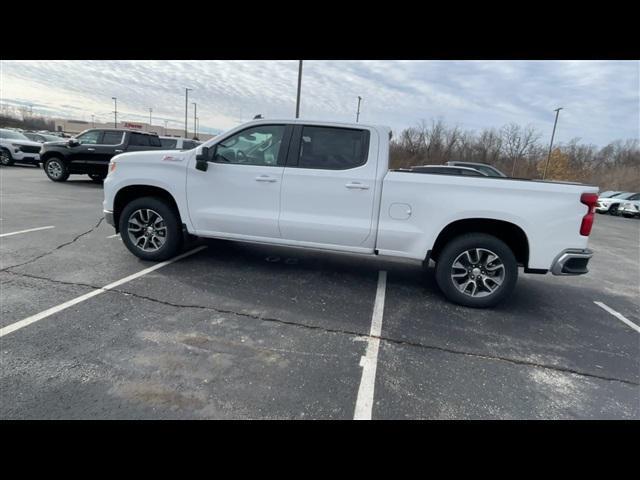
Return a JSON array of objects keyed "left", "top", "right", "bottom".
[{"left": 0, "top": 128, "right": 43, "bottom": 166}]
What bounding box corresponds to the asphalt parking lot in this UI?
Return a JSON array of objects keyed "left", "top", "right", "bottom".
[{"left": 1, "top": 165, "right": 639, "bottom": 419}]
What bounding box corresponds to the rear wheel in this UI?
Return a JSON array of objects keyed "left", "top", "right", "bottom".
[
  {"left": 435, "top": 233, "right": 518, "bottom": 308},
  {"left": 0, "top": 149, "right": 14, "bottom": 166},
  {"left": 44, "top": 157, "right": 70, "bottom": 182},
  {"left": 119, "top": 197, "right": 183, "bottom": 261}
]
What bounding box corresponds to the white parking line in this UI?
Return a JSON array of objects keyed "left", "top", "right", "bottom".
[
  {"left": 354, "top": 270, "right": 387, "bottom": 420},
  {"left": 0, "top": 246, "right": 207, "bottom": 338},
  {"left": 594, "top": 301, "right": 640, "bottom": 333},
  {"left": 0, "top": 226, "right": 55, "bottom": 238},
  {"left": 107, "top": 234, "right": 119, "bottom": 238}
]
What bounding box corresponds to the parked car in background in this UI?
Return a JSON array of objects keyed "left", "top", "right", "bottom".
[
  {"left": 0, "top": 128, "right": 42, "bottom": 166},
  {"left": 39, "top": 129, "right": 166, "bottom": 183},
  {"left": 410, "top": 165, "right": 488, "bottom": 176},
  {"left": 103, "top": 118, "right": 599, "bottom": 308},
  {"left": 159, "top": 136, "right": 201, "bottom": 150},
  {"left": 619, "top": 199, "right": 640, "bottom": 218},
  {"left": 598, "top": 191, "right": 624, "bottom": 199},
  {"left": 23, "top": 132, "right": 65, "bottom": 143},
  {"left": 595, "top": 192, "right": 638, "bottom": 215},
  {"left": 446, "top": 161, "right": 507, "bottom": 177}
]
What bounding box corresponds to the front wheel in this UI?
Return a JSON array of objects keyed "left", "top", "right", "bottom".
[
  {"left": 119, "top": 197, "right": 183, "bottom": 261},
  {"left": 609, "top": 204, "right": 620, "bottom": 216},
  {"left": 44, "top": 157, "right": 70, "bottom": 182},
  {"left": 435, "top": 233, "right": 518, "bottom": 308},
  {"left": 0, "top": 149, "right": 14, "bottom": 166}
]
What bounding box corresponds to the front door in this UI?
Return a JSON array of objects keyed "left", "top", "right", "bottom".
[
  {"left": 68, "top": 129, "right": 103, "bottom": 168},
  {"left": 186, "top": 124, "right": 291, "bottom": 239}
]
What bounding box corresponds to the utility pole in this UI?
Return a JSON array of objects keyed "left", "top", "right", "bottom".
[
  {"left": 164, "top": 120, "right": 168, "bottom": 135},
  {"left": 295, "top": 60, "right": 303, "bottom": 118},
  {"left": 149, "top": 108, "right": 153, "bottom": 127},
  {"left": 192, "top": 102, "right": 197, "bottom": 139},
  {"left": 112, "top": 97, "right": 118, "bottom": 127},
  {"left": 543, "top": 107, "right": 563, "bottom": 180},
  {"left": 196, "top": 117, "right": 199, "bottom": 139},
  {"left": 91, "top": 115, "right": 95, "bottom": 128},
  {"left": 356, "top": 96, "right": 362, "bottom": 123},
  {"left": 184, "top": 88, "right": 192, "bottom": 137}
]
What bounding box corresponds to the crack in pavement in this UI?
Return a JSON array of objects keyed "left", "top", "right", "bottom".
[
  {"left": 1, "top": 217, "right": 104, "bottom": 272},
  {"left": 4, "top": 268, "right": 639, "bottom": 387}
]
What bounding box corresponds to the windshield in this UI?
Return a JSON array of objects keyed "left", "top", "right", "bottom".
[{"left": 0, "top": 129, "right": 30, "bottom": 141}]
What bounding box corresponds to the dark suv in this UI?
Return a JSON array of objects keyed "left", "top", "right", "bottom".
[{"left": 39, "top": 129, "right": 165, "bottom": 182}]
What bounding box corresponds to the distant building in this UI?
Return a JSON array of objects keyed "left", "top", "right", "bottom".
[{"left": 52, "top": 118, "right": 215, "bottom": 141}]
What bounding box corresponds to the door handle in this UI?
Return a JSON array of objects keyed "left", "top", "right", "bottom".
[
  {"left": 255, "top": 175, "right": 277, "bottom": 183},
  {"left": 345, "top": 182, "right": 369, "bottom": 190},
  {"left": 87, "top": 148, "right": 95, "bottom": 151},
  {"left": 114, "top": 149, "right": 123, "bottom": 153}
]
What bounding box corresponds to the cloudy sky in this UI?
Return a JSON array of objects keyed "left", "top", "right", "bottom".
[{"left": 1, "top": 60, "right": 638, "bottom": 145}]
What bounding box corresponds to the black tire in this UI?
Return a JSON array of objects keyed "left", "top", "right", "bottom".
[
  {"left": 119, "top": 197, "right": 183, "bottom": 261},
  {"left": 609, "top": 204, "right": 619, "bottom": 216},
  {"left": 44, "top": 157, "right": 70, "bottom": 182},
  {"left": 0, "top": 149, "right": 14, "bottom": 166},
  {"left": 435, "top": 233, "right": 518, "bottom": 308},
  {"left": 88, "top": 173, "right": 106, "bottom": 183}
]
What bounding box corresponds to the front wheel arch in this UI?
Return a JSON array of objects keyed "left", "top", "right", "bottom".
[{"left": 113, "top": 185, "right": 182, "bottom": 233}]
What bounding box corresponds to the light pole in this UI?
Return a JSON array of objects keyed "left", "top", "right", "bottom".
[
  {"left": 112, "top": 97, "right": 118, "bottom": 128},
  {"left": 164, "top": 120, "right": 168, "bottom": 135},
  {"left": 543, "top": 107, "right": 563, "bottom": 180},
  {"left": 149, "top": 108, "right": 153, "bottom": 127},
  {"left": 184, "top": 88, "right": 192, "bottom": 137},
  {"left": 91, "top": 115, "right": 95, "bottom": 128},
  {"left": 295, "top": 60, "right": 303, "bottom": 118},
  {"left": 192, "top": 102, "right": 197, "bottom": 139},
  {"left": 356, "top": 96, "right": 362, "bottom": 123}
]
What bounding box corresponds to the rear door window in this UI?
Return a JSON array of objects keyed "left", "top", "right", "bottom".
[{"left": 293, "top": 126, "right": 369, "bottom": 170}]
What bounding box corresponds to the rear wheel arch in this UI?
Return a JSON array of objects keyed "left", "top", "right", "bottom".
[
  {"left": 113, "top": 185, "right": 182, "bottom": 232},
  {"left": 429, "top": 218, "right": 530, "bottom": 268}
]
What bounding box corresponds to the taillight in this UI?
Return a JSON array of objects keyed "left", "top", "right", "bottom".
[{"left": 580, "top": 192, "right": 598, "bottom": 236}]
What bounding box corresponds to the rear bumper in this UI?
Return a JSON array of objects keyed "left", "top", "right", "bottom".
[{"left": 550, "top": 248, "right": 593, "bottom": 276}]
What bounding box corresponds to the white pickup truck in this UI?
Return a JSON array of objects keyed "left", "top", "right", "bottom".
[{"left": 103, "top": 119, "right": 599, "bottom": 307}]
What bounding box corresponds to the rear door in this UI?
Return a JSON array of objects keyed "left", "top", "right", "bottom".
[
  {"left": 279, "top": 125, "right": 378, "bottom": 248},
  {"left": 186, "top": 123, "right": 292, "bottom": 238}
]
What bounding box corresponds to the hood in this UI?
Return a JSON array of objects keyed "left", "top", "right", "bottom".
[
  {"left": 42, "top": 140, "right": 69, "bottom": 147},
  {"left": 4, "top": 138, "right": 42, "bottom": 148},
  {"left": 112, "top": 149, "right": 187, "bottom": 163}
]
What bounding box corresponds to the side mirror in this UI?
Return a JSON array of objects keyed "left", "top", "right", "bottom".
[
  {"left": 195, "top": 146, "right": 211, "bottom": 172},
  {"left": 68, "top": 138, "right": 79, "bottom": 147}
]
